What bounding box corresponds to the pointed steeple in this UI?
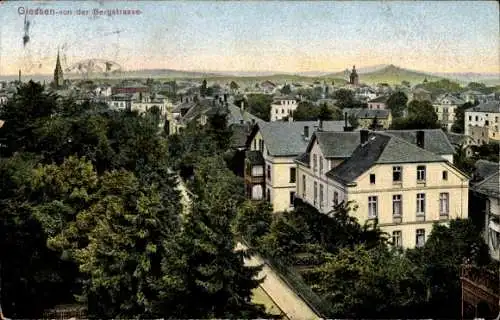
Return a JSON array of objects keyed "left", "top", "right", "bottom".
[{"left": 53, "top": 47, "right": 64, "bottom": 88}]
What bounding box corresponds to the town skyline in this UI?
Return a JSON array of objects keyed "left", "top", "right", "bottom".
[{"left": 0, "top": 1, "right": 498, "bottom": 76}]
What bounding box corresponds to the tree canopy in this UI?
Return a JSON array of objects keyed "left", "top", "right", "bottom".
[
  {"left": 391, "top": 100, "right": 441, "bottom": 130},
  {"left": 386, "top": 91, "right": 408, "bottom": 118}
]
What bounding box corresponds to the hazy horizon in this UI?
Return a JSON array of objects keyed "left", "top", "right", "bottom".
[{"left": 1, "top": 1, "right": 498, "bottom": 76}]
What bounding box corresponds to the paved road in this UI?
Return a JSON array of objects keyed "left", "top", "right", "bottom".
[
  {"left": 236, "top": 242, "right": 321, "bottom": 320},
  {"left": 176, "top": 175, "right": 320, "bottom": 320}
]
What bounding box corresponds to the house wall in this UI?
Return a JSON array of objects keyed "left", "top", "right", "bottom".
[
  {"left": 270, "top": 100, "right": 298, "bottom": 122},
  {"left": 296, "top": 142, "right": 348, "bottom": 214},
  {"left": 299, "top": 158, "right": 469, "bottom": 248},
  {"left": 465, "top": 111, "right": 500, "bottom": 143},
  {"left": 358, "top": 113, "right": 392, "bottom": 129},
  {"left": 368, "top": 102, "right": 387, "bottom": 110},
  {"left": 248, "top": 130, "right": 297, "bottom": 213},
  {"left": 434, "top": 103, "right": 458, "bottom": 131},
  {"left": 344, "top": 162, "right": 469, "bottom": 248}
]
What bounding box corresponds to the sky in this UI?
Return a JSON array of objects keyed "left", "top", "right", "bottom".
[{"left": 0, "top": 1, "right": 498, "bottom": 75}]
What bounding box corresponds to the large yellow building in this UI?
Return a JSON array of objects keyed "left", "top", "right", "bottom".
[
  {"left": 296, "top": 129, "right": 469, "bottom": 248},
  {"left": 244, "top": 121, "right": 347, "bottom": 212}
]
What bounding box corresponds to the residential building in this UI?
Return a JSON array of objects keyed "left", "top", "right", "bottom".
[
  {"left": 270, "top": 96, "right": 298, "bottom": 122},
  {"left": 464, "top": 101, "right": 500, "bottom": 145},
  {"left": 108, "top": 93, "right": 133, "bottom": 111},
  {"left": 410, "top": 88, "right": 432, "bottom": 102},
  {"left": 295, "top": 129, "right": 469, "bottom": 248},
  {"left": 244, "top": 120, "right": 346, "bottom": 212},
  {"left": 343, "top": 108, "right": 392, "bottom": 130},
  {"left": 260, "top": 80, "right": 277, "bottom": 94},
  {"left": 131, "top": 93, "right": 172, "bottom": 117},
  {"left": 356, "top": 86, "right": 378, "bottom": 101},
  {"left": 447, "top": 132, "right": 476, "bottom": 157},
  {"left": 433, "top": 94, "right": 466, "bottom": 131},
  {"left": 460, "top": 90, "right": 491, "bottom": 104},
  {"left": 367, "top": 95, "right": 389, "bottom": 110},
  {"left": 0, "top": 92, "right": 8, "bottom": 106},
  {"left": 470, "top": 162, "right": 500, "bottom": 261}
]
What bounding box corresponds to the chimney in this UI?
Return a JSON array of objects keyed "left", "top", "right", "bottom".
[
  {"left": 304, "top": 126, "right": 310, "bottom": 138},
  {"left": 343, "top": 112, "right": 350, "bottom": 131},
  {"left": 416, "top": 130, "right": 425, "bottom": 149},
  {"left": 360, "top": 129, "right": 369, "bottom": 145},
  {"left": 18, "top": 70, "right": 21, "bottom": 83},
  {"left": 318, "top": 119, "right": 323, "bottom": 131}
]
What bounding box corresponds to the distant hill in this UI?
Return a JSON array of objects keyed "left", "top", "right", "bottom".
[
  {"left": 324, "top": 64, "right": 444, "bottom": 86},
  {"left": 2, "top": 64, "right": 497, "bottom": 86}
]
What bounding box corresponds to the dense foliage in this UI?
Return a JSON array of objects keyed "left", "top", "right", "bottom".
[
  {"left": 386, "top": 91, "right": 408, "bottom": 118},
  {"left": 390, "top": 100, "right": 441, "bottom": 130},
  {"left": 0, "top": 81, "right": 272, "bottom": 318},
  {"left": 235, "top": 197, "right": 493, "bottom": 318}
]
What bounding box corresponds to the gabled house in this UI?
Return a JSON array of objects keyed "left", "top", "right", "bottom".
[
  {"left": 343, "top": 108, "right": 392, "bottom": 130},
  {"left": 270, "top": 96, "right": 299, "bottom": 122},
  {"left": 295, "top": 129, "right": 469, "bottom": 248},
  {"left": 244, "top": 120, "right": 346, "bottom": 212},
  {"left": 433, "top": 94, "right": 466, "bottom": 131},
  {"left": 447, "top": 132, "right": 476, "bottom": 157},
  {"left": 367, "top": 95, "right": 389, "bottom": 110}
]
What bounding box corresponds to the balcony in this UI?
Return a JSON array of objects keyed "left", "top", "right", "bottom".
[{"left": 245, "top": 150, "right": 265, "bottom": 185}]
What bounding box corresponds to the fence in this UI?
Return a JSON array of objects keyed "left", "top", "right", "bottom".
[
  {"left": 42, "top": 304, "right": 86, "bottom": 320},
  {"left": 240, "top": 238, "right": 331, "bottom": 317}
]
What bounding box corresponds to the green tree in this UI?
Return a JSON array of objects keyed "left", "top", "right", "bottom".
[
  {"left": 318, "top": 103, "right": 334, "bottom": 121},
  {"left": 280, "top": 84, "right": 292, "bottom": 95},
  {"left": 451, "top": 102, "right": 475, "bottom": 133},
  {"left": 207, "top": 113, "right": 232, "bottom": 151},
  {"left": 333, "top": 89, "right": 355, "bottom": 109},
  {"left": 0, "top": 154, "right": 79, "bottom": 318},
  {"left": 245, "top": 94, "right": 273, "bottom": 121},
  {"left": 348, "top": 113, "right": 359, "bottom": 129},
  {"left": 391, "top": 100, "right": 440, "bottom": 130},
  {"left": 387, "top": 91, "right": 408, "bottom": 118},
  {"left": 233, "top": 200, "right": 273, "bottom": 247},
  {"left": 369, "top": 116, "right": 380, "bottom": 130},
  {"left": 200, "top": 79, "right": 208, "bottom": 97},
  {"left": 163, "top": 156, "right": 272, "bottom": 318},
  {"left": 230, "top": 81, "right": 240, "bottom": 91},
  {"left": 305, "top": 244, "right": 416, "bottom": 318},
  {"left": 405, "top": 219, "right": 491, "bottom": 318},
  {"left": 0, "top": 80, "right": 59, "bottom": 156},
  {"left": 292, "top": 101, "right": 318, "bottom": 121}
]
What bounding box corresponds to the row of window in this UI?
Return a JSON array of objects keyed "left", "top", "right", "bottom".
[
  {"left": 304, "top": 179, "right": 339, "bottom": 209},
  {"left": 392, "top": 229, "right": 426, "bottom": 248},
  {"left": 367, "top": 193, "right": 450, "bottom": 219},
  {"left": 275, "top": 108, "right": 293, "bottom": 114},
  {"left": 468, "top": 115, "right": 499, "bottom": 123},
  {"left": 369, "top": 166, "right": 448, "bottom": 184},
  {"left": 312, "top": 154, "right": 325, "bottom": 174}
]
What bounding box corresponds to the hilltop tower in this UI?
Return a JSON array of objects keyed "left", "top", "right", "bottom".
[
  {"left": 53, "top": 49, "right": 64, "bottom": 89},
  {"left": 349, "top": 65, "right": 359, "bottom": 86}
]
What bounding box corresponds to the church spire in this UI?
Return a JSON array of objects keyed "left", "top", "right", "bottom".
[{"left": 53, "top": 48, "right": 64, "bottom": 88}]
